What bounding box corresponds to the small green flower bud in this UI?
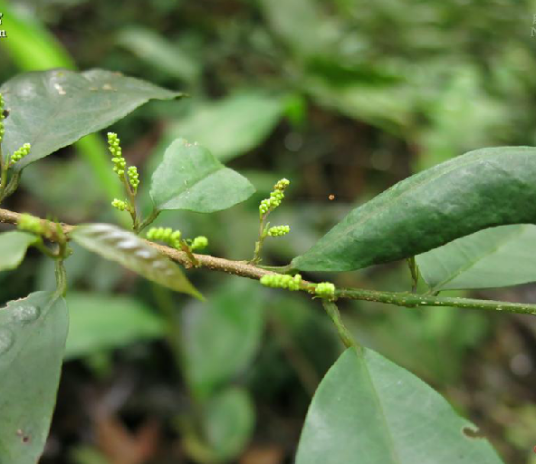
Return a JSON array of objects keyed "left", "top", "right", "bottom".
[
  {"left": 315, "top": 282, "right": 336, "bottom": 299},
  {"left": 18, "top": 213, "right": 43, "bottom": 235},
  {"left": 274, "top": 178, "right": 290, "bottom": 191},
  {"left": 191, "top": 236, "right": 208, "bottom": 251},
  {"left": 268, "top": 225, "right": 290, "bottom": 237},
  {"left": 9, "top": 143, "right": 31, "bottom": 167},
  {"left": 111, "top": 199, "right": 128, "bottom": 211}
]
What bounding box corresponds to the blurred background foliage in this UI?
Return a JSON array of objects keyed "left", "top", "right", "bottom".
[{"left": 1, "top": 0, "right": 536, "bottom": 463}]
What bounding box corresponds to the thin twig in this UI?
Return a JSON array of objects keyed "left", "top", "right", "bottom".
[{"left": 2, "top": 207, "right": 536, "bottom": 316}]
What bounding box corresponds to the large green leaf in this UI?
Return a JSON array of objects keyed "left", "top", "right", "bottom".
[
  {"left": 0, "top": 68, "right": 182, "bottom": 169},
  {"left": 417, "top": 224, "right": 536, "bottom": 291},
  {"left": 165, "top": 92, "right": 283, "bottom": 162},
  {"left": 292, "top": 147, "right": 536, "bottom": 272},
  {"left": 65, "top": 292, "right": 165, "bottom": 359},
  {"left": 150, "top": 138, "right": 255, "bottom": 213},
  {"left": 296, "top": 347, "right": 504, "bottom": 464},
  {"left": 0, "top": 292, "right": 69, "bottom": 463},
  {"left": 71, "top": 224, "right": 202, "bottom": 299},
  {"left": 0, "top": 231, "right": 37, "bottom": 272},
  {"left": 182, "top": 280, "right": 265, "bottom": 399}
]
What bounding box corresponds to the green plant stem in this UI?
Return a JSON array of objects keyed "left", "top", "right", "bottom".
[
  {"left": 407, "top": 256, "right": 419, "bottom": 293},
  {"left": 137, "top": 207, "right": 160, "bottom": 234},
  {"left": 321, "top": 300, "right": 359, "bottom": 349},
  {"left": 251, "top": 219, "right": 269, "bottom": 264},
  {"left": 54, "top": 259, "right": 67, "bottom": 297},
  {"left": 2, "top": 206, "right": 536, "bottom": 317},
  {"left": 336, "top": 287, "right": 536, "bottom": 316}
]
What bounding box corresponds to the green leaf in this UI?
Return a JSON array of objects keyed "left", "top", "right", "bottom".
[
  {"left": 0, "top": 231, "right": 37, "bottom": 272},
  {"left": 150, "top": 138, "right": 255, "bottom": 213},
  {"left": 165, "top": 92, "right": 283, "bottom": 162},
  {"left": 65, "top": 292, "right": 165, "bottom": 359},
  {"left": 292, "top": 147, "right": 536, "bottom": 272},
  {"left": 71, "top": 223, "right": 202, "bottom": 299},
  {"left": 296, "top": 347, "right": 504, "bottom": 464},
  {"left": 117, "top": 27, "right": 200, "bottom": 83},
  {"left": 182, "top": 280, "right": 265, "bottom": 399},
  {"left": 417, "top": 224, "right": 536, "bottom": 291},
  {"left": 0, "top": 291, "right": 69, "bottom": 463},
  {"left": 201, "top": 387, "right": 255, "bottom": 462},
  {"left": 0, "top": 68, "right": 182, "bottom": 169}
]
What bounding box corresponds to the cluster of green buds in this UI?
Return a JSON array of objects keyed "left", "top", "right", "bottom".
[
  {"left": 111, "top": 199, "right": 129, "bottom": 212},
  {"left": 259, "top": 178, "right": 290, "bottom": 217},
  {"left": 190, "top": 236, "right": 208, "bottom": 251},
  {"left": 147, "top": 227, "right": 182, "bottom": 249},
  {"left": 18, "top": 213, "right": 43, "bottom": 235},
  {"left": 260, "top": 273, "right": 302, "bottom": 291},
  {"left": 315, "top": 282, "right": 336, "bottom": 299},
  {"left": 108, "top": 132, "right": 126, "bottom": 177},
  {"left": 0, "top": 93, "right": 5, "bottom": 144},
  {"left": 268, "top": 225, "right": 290, "bottom": 237},
  {"left": 127, "top": 166, "right": 139, "bottom": 191},
  {"left": 9, "top": 143, "right": 31, "bottom": 167}
]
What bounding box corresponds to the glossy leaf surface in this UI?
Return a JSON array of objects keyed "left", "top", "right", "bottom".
[
  {"left": 71, "top": 224, "right": 201, "bottom": 298},
  {"left": 292, "top": 147, "right": 536, "bottom": 271},
  {"left": 296, "top": 347, "right": 504, "bottom": 464},
  {"left": 150, "top": 138, "right": 255, "bottom": 213},
  {"left": 0, "top": 68, "right": 181, "bottom": 169},
  {"left": 0, "top": 292, "right": 68, "bottom": 463},
  {"left": 0, "top": 231, "right": 37, "bottom": 272}
]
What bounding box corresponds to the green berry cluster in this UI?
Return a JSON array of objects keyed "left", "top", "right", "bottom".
[
  {"left": 111, "top": 199, "right": 129, "bottom": 212},
  {"left": 191, "top": 236, "right": 208, "bottom": 251},
  {"left": 9, "top": 143, "right": 31, "bottom": 167},
  {"left": 18, "top": 213, "right": 43, "bottom": 235},
  {"left": 0, "top": 94, "right": 5, "bottom": 144},
  {"left": 259, "top": 178, "right": 290, "bottom": 217},
  {"left": 260, "top": 273, "right": 302, "bottom": 291},
  {"left": 268, "top": 225, "right": 290, "bottom": 237},
  {"left": 127, "top": 166, "right": 140, "bottom": 191},
  {"left": 315, "top": 282, "right": 336, "bottom": 299},
  {"left": 147, "top": 227, "right": 182, "bottom": 248}
]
